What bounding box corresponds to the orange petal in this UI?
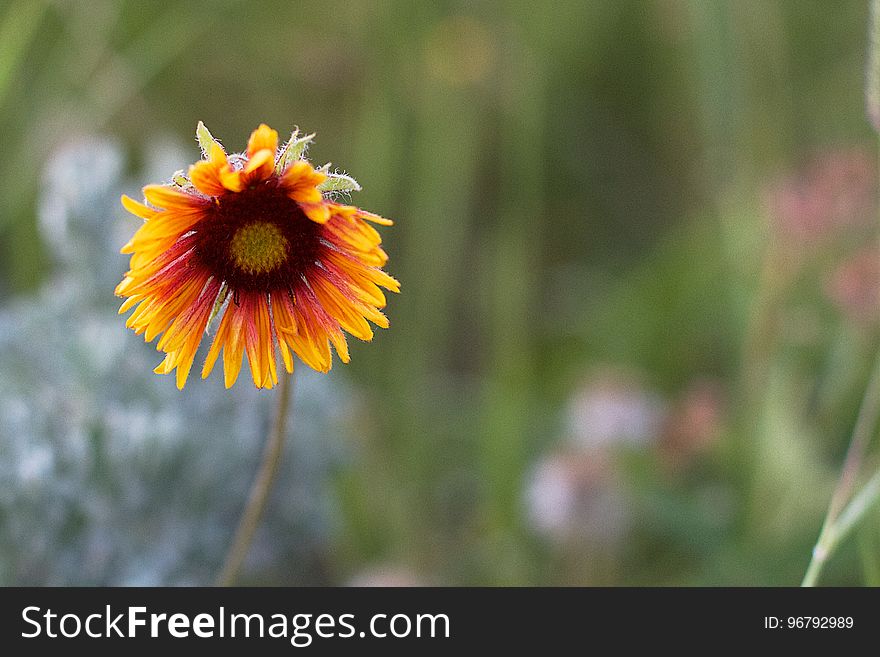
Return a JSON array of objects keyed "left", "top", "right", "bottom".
[
  {"left": 208, "top": 142, "right": 228, "bottom": 164},
  {"left": 219, "top": 168, "right": 245, "bottom": 192},
  {"left": 299, "top": 202, "right": 331, "bottom": 224},
  {"left": 281, "top": 160, "right": 327, "bottom": 201},
  {"left": 357, "top": 209, "right": 394, "bottom": 226},
  {"left": 223, "top": 307, "right": 245, "bottom": 388},
  {"left": 189, "top": 160, "right": 226, "bottom": 196},
  {"left": 242, "top": 149, "right": 275, "bottom": 185},
  {"left": 271, "top": 293, "right": 296, "bottom": 374},
  {"left": 247, "top": 124, "right": 279, "bottom": 159},
  {"left": 143, "top": 185, "right": 204, "bottom": 211},
  {"left": 202, "top": 303, "right": 232, "bottom": 379},
  {"left": 121, "top": 195, "right": 158, "bottom": 220}
]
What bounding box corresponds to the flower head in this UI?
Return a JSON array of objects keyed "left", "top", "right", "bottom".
[{"left": 116, "top": 123, "right": 398, "bottom": 389}]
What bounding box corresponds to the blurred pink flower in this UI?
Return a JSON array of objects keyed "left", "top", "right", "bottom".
[
  {"left": 348, "top": 566, "right": 424, "bottom": 587},
  {"left": 566, "top": 370, "right": 666, "bottom": 450},
  {"left": 524, "top": 450, "right": 629, "bottom": 545},
  {"left": 767, "top": 147, "right": 875, "bottom": 245},
  {"left": 825, "top": 247, "right": 880, "bottom": 326},
  {"left": 659, "top": 379, "right": 726, "bottom": 469}
]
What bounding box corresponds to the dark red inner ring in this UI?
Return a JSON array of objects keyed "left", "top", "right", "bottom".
[{"left": 192, "top": 182, "right": 321, "bottom": 294}]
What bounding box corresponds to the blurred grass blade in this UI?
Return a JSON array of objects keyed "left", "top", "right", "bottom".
[
  {"left": 857, "top": 523, "right": 880, "bottom": 586},
  {"left": 868, "top": 0, "right": 880, "bottom": 130},
  {"left": 0, "top": 0, "right": 47, "bottom": 108}
]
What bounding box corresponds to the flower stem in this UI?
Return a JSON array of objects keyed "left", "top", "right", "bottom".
[
  {"left": 804, "top": 2, "right": 880, "bottom": 585},
  {"left": 802, "top": 350, "right": 880, "bottom": 586},
  {"left": 215, "top": 371, "right": 293, "bottom": 586},
  {"left": 803, "top": 465, "right": 880, "bottom": 587}
]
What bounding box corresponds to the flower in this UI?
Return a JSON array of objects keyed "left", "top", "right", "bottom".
[
  {"left": 566, "top": 369, "right": 666, "bottom": 450},
  {"left": 825, "top": 246, "right": 880, "bottom": 327},
  {"left": 766, "top": 147, "right": 875, "bottom": 245},
  {"left": 348, "top": 565, "right": 424, "bottom": 587},
  {"left": 658, "top": 379, "right": 725, "bottom": 470},
  {"left": 116, "top": 123, "right": 399, "bottom": 389},
  {"left": 524, "top": 449, "right": 630, "bottom": 546}
]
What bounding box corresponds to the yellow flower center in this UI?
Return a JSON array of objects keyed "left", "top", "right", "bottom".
[{"left": 229, "top": 222, "right": 289, "bottom": 274}]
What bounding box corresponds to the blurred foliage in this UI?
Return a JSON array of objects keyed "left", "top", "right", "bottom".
[{"left": 1, "top": 0, "right": 879, "bottom": 585}]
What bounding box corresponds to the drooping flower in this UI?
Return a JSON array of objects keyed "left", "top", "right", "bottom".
[{"left": 116, "top": 123, "right": 398, "bottom": 389}]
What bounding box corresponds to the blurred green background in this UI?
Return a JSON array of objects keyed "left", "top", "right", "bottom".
[{"left": 2, "top": 0, "right": 880, "bottom": 585}]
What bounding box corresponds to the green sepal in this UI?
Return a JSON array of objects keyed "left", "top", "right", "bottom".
[
  {"left": 206, "top": 283, "right": 229, "bottom": 332},
  {"left": 275, "top": 129, "right": 315, "bottom": 173},
  {"left": 170, "top": 170, "right": 194, "bottom": 191},
  {"left": 196, "top": 121, "right": 222, "bottom": 159},
  {"left": 317, "top": 172, "right": 362, "bottom": 193}
]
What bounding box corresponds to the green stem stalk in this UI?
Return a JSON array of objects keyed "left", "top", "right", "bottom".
[
  {"left": 215, "top": 371, "right": 293, "bottom": 586},
  {"left": 803, "top": 460, "right": 880, "bottom": 586},
  {"left": 802, "top": 351, "right": 880, "bottom": 586},
  {"left": 803, "top": 0, "right": 880, "bottom": 585}
]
